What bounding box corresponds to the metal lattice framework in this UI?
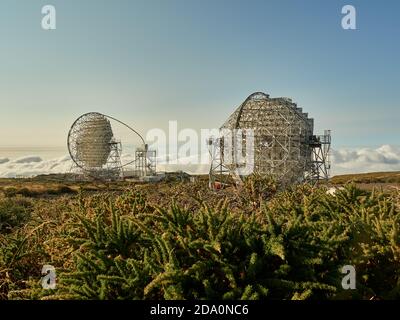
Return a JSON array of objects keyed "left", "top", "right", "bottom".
[
  {"left": 67, "top": 112, "right": 154, "bottom": 181},
  {"left": 307, "top": 130, "right": 331, "bottom": 182},
  {"left": 208, "top": 137, "right": 231, "bottom": 189},
  {"left": 209, "top": 92, "right": 331, "bottom": 188},
  {"left": 135, "top": 145, "right": 157, "bottom": 177}
]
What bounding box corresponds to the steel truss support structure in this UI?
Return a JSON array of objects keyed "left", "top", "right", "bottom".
[
  {"left": 135, "top": 144, "right": 157, "bottom": 177},
  {"left": 209, "top": 92, "right": 331, "bottom": 189},
  {"left": 69, "top": 140, "right": 123, "bottom": 181},
  {"left": 67, "top": 112, "right": 148, "bottom": 181},
  {"left": 208, "top": 137, "right": 232, "bottom": 190},
  {"left": 307, "top": 130, "right": 331, "bottom": 183}
]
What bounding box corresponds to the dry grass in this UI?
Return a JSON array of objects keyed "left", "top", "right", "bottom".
[{"left": 330, "top": 171, "right": 400, "bottom": 185}]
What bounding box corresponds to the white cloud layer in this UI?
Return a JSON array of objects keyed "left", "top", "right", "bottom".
[
  {"left": 330, "top": 145, "right": 400, "bottom": 175},
  {"left": 0, "top": 155, "right": 73, "bottom": 178},
  {"left": 0, "top": 145, "right": 399, "bottom": 178}
]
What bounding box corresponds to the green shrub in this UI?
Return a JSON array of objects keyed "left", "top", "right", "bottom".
[
  {"left": 57, "top": 186, "right": 76, "bottom": 194},
  {"left": 7, "top": 188, "right": 38, "bottom": 197},
  {"left": 2, "top": 180, "right": 400, "bottom": 300},
  {"left": 0, "top": 198, "right": 32, "bottom": 233},
  {"left": 47, "top": 186, "right": 76, "bottom": 195},
  {"left": 3, "top": 187, "right": 18, "bottom": 198}
]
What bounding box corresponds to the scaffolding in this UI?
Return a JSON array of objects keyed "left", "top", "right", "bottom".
[
  {"left": 208, "top": 137, "right": 232, "bottom": 189},
  {"left": 135, "top": 145, "right": 157, "bottom": 177},
  {"left": 69, "top": 140, "right": 123, "bottom": 181},
  {"left": 209, "top": 92, "right": 331, "bottom": 189},
  {"left": 67, "top": 112, "right": 149, "bottom": 181},
  {"left": 307, "top": 130, "right": 331, "bottom": 182},
  {"left": 67, "top": 113, "right": 124, "bottom": 180}
]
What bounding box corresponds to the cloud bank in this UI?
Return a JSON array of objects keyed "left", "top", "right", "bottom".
[
  {"left": 330, "top": 145, "right": 400, "bottom": 175},
  {"left": 0, "top": 145, "right": 399, "bottom": 178},
  {"left": 0, "top": 155, "right": 73, "bottom": 178}
]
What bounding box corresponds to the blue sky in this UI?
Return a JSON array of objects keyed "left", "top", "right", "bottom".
[{"left": 0, "top": 0, "right": 399, "bottom": 148}]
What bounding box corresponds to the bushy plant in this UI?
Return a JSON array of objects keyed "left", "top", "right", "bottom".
[
  {"left": 0, "top": 198, "right": 32, "bottom": 233},
  {"left": 1, "top": 180, "right": 399, "bottom": 300}
]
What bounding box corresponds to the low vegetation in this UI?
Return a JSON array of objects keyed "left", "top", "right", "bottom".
[
  {"left": 0, "top": 198, "right": 33, "bottom": 233},
  {"left": 331, "top": 171, "right": 400, "bottom": 185},
  {"left": 0, "top": 175, "right": 399, "bottom": 300}
]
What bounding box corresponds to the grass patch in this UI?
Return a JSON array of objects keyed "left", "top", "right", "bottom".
[{"left": 0, "top": 198, "right": 33, "bottom": 233}]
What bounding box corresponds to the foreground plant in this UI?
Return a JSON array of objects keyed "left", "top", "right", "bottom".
[{"left": 1, "top": 181, "right": 399, "bottom": 300}]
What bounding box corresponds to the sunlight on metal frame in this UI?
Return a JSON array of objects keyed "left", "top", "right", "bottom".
[
  {"left": 67, "top": 112, "right": 156, "bottom": 181},
  {"left": 209, "top": 92, "right": 331, "bottom": 189}
]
